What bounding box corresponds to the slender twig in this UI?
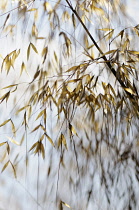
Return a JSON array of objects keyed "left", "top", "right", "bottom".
[{"left": 65, "top": 0, "right": 138, "bottom": 102}]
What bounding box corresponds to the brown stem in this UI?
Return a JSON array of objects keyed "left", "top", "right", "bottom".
[{"left": 65, "top": 0, "right": 136, "bottom": 101}]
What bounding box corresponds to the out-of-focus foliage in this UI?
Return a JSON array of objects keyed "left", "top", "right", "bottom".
[{"left": 0, "top": 0, "right": 139, "bottom": 209}]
